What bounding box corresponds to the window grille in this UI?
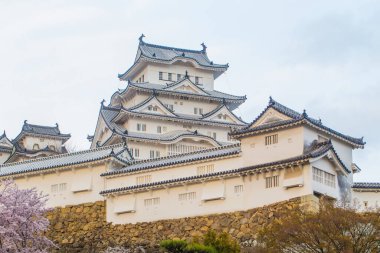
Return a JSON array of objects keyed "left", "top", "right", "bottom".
[
  {"left": 265, "top": 175, "right": 279, "bottom": 188},
  {"left": 265, "top": 134, "right": 278, "bottom": 145}
]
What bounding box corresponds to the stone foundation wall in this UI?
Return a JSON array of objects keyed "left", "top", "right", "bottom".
[{"left": 46, "top": 197, "right": 312, "bottom": 252}]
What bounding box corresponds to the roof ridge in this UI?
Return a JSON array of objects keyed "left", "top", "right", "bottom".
[
  {"left": 141, "top": 41, "right": 204, "bottom": 54},
  {"left": 0, "top": 143, "right": 124, "bottom": 168},
  {"left": 128, "top": 143, "right": 240, "bottom": 166}
]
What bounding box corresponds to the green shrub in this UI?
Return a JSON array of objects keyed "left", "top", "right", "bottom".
[
  {"left": 160, "top": 239, "right": 188, "bottom": 253},
  {"left": 160, "top": 231, "right": 240, "bottom": 253},
  {"left": 203, "top": 230, "right": 240, "bottom": 253},
  {"left": 184, "top": 243, "right": 217, "bottom": 253}
]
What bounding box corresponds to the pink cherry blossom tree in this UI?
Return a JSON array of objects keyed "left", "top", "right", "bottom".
[{"left": 0, "top": 180, "right": 54, "bottom": 252}]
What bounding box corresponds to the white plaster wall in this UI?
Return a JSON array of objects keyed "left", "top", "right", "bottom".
[
  {"left": 309, "top": 158, "right": 341, "bottom": 200},
  {"left": 21, "top": 136, "right": 63, "bottom": 152},
  {"left": 0, "top": 152, "right": 11, "bottom": 164},
  {"left": 240, "top": 127, "right": 305, "bottom": 166},
  {"left": 158, "top": 96, "right": 220, "bottom": 116},
  {"left": 303, "top": 127, "right": 353, "bottom": 170},
  {"left": 124, "top": 118, "right": 231, "bottom": 142},
  {"left": 105, "top": 156, "right": 243, "bottom": 190},
  {"left": 352, "top": 191, "right": 380, "bottom": 210},
  {"left": 143, "top": 63, "right": 215, "bottom": 90},
  {"left": 13, "top": 163, "right": 106, "bottom": 208},
  {"left": 106, "top": 168, "right": 313, "bottom": 224}
]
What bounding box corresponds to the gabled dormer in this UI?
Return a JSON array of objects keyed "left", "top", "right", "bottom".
[
  {"left": 202, "top": 104, "right": 246, "bottom": 125},
  {"left": 127, "top": 94, "right": 177, "bottom": 117},
  {"left": 164, "top": 76, "right": 210, "bottom": 95}
]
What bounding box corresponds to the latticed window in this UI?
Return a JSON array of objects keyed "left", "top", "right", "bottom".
[
  {"left": 159, "top": 72, "right": 163, "bottom": 80},
  {"left": 136, "top": 175, "right": 152, "bottom": 185},
  {"left": 168, "top": 144, "right": 204, "bottom": 156},
  {"left": 313, "top": 167, "right": 324, "bottom": 184},
  {"left": 265, "top": 175, "right": 279, "bottom": 188},
  {"left": 197, "top": 164, "right": 215, "bottom": 175},
  {"left": 234, "top": 185, "right": 244, "bottom": 193},
  {"left": 265, "top": 134, "right": 278, "bottom": 145},
  {"left": 178, "top": 192, "right": 196, "bottom": 201},
  {"left": 144, "top": 197, "right": 160, "bottom": 207},
  {"left": 313, "top": 167, "right": 335, "bottom": 188}
]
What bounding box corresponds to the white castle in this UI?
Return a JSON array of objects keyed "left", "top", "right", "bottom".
[{"left": 0, "top": 35, "right": 378, "bottom": 224}]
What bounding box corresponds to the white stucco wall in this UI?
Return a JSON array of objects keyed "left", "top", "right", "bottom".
[
  {"left": 352, "top": 191, "right": 380, "bottom": 210},
  {"left": 13, "top": 163, "right": 107, "bottom": 208}
]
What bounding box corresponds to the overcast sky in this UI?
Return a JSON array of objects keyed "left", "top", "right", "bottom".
[{"left": 0, "top": 0, "right": 379, "bottom": 182}]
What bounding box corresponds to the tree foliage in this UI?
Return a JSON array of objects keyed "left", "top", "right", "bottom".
[
  {"left": 0, "top": 180, "right": 53, "bottom": 252},
  {"left": 257, "top": 198, "right": 380, "bottom": 253},
  {"left": 160, "top": 230, "right": 240, "bottom": 253}
]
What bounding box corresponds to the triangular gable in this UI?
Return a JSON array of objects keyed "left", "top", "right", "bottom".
[
  {"left": 203, "top": 105, "right": 246, "bottom": 125},
  {"left": 0, "top": 134, "right": 13, "bottom": 149},
  {"left": 310, "top": 148, "right": 350, "bottom": 175},
  {"left": 250, "top": 107, "right": 293, "bottom": 128},
  {"left": 129, "top": 96, "right": 177, "bottom": 116},
  {"left": 165, "top": 78, "right": 209, "bottom": 95}
]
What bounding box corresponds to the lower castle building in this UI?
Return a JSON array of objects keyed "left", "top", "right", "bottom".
[{"left": 0, "top": 36, "right": 378, "bottom": 224}]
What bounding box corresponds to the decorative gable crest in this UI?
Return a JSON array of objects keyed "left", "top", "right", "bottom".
[
  {"left": 250, "top": 108, "right": 292, "bottom": 128},
  {"left": 164, "top": 78, "right": 209, "bottom": 95},
  {"left": 129, "top": 96, "right": 177, "bottom": 117},
  {"left": 202, "top": 105, "right": 246, "bottom": 125}
]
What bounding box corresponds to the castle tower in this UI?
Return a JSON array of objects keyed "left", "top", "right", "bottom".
[
  {"left": 3, "top": 121, "right": 71, "bottom": 163},
  {"left": 90, "top": 36, "right": 247, "bottom": 159}
]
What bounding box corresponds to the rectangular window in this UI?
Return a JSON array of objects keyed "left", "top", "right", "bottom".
[
  {"left": 134, "top": 149, "right": 140, "bottom": 158},
  {"left": 195, "top": 76, "right": 199, "bottom": 84},
  {"left": 165, "top": 104, "right": 174, "bottom": 111},
  {"left": 199, "top": 108, "right": 203, "bottom": 114},
  {"left": 234, "top": 185, "right": 244, "bottom": 193},
  {"left": 144, "top": 197, "right": 160, "bottom": 207},
  {"left": 159, "top": 72, "right": 163, "bottom": 80},
  {"left": 313, "top": 167, "right": 335, "bottom": 188},
  {"left": 179, "top": 192, "right": 196, "bottom": 201},
  {"left": 197, "top": 164, "right": 215, "bottom": 175},
  {"left": 156, "top": 151, "right": 160, "bottom": 158},
  {"left": 51, "top": 183, "right": 66, "bottom": 193},
  {"left": 142, "top": 75, "right": 144, "bottom": 82},
  {"left": 59, "top": 183, "right": 67, "bottom": 191},
  {"left": 157, "top": 126, "right": 162, "bottom": 133},
  {"left": 177, "top": 74, "right": 181, "bottom": 80},
  {"left": 51, "top": 184, "right": 58, "bottom": 193},
  {"left": 137, "top": 123, "right": 146, "bottom": 132},
  {"left": 168, "top": 73, "right": 172, "bottom": 81},
  {"left": 150, "top": 150, "right": 155, "bottom": 159},
  {"left": 265, "top": 175, "right": 279, "bottom": 188},
  {"left": 212, "top": 132, "right": 217, "bottom": 139},
  {"left": 136, "top": 175, "right": 152, "bottom": 185},
  {"left": 265, "top": 134, "right": 278, "bottom": 146},
  {"left": 194, "top": 108, "right": 198, "bottom": 114}
]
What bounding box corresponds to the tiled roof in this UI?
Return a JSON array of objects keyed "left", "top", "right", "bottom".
[
  {"left": 100, "top": 141, "right": 344, "bottom": 195},
  {"left": 0, "top": 144, "right": 131, "bottom": 177},
  {"left": 128, "top": 82, "right": 246, "bottom": 103},
  {"left": 13, "top": 121, "right": 71, "bottom": 143},
  {"left": 352, "top": 182, "right": 380, "bottom": 189},
  {"left": 0, "top": 131, "right": 13, "bottom": 151},
  {"left": 118, "top": 36, "right": 228, "bottom": 80},
  {"left": 98, "top": 105, "right": 238, "bottom": 147},
  {"left": 96, "top": 105, "right": 245, "bottom": 148},
  {"left": 116, "top": 93, "right": 246, "bottom": 126},
  {"left": 138, "top": 40, "right": 228, "bottom": 69},
  {"left": 231, "top": 97, "right": 365, "bottom": 147},
  {"left": 101, "top": 144, "right": 241, "bottom": 177}
]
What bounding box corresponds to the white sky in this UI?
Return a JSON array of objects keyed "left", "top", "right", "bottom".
[{"left": 0, "top": 0, "right": 379, "bottom": 182}]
